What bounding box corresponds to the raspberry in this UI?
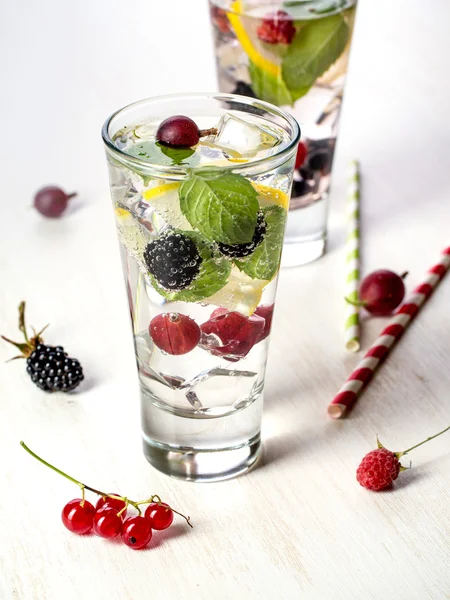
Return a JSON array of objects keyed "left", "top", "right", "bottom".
[
  {"left": 257, "top": 10, "right": 296, "bottom": 45},
  {"left": 217, "top": 212, "right": 266, "bottom": 258},
  {"left": 26, "top": 344, "right": 84, "bottom": 393},
  {"left": 144, "top": 232, "right": 202, "bottom": 291},
  {"left": 356, "top": 448, "right": 401, "bottom": 491}
]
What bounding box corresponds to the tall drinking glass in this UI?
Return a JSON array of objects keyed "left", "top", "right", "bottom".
[
  {"left": 102, "top": 94, "right": 299, "bottom": 481},
  {"left": 209, "top": 0, "right": 357, "bottom": 266}
]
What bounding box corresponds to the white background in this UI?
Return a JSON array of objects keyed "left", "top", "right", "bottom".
[{"left": 1, "top": 1, "right": 450, "bottom": 599}]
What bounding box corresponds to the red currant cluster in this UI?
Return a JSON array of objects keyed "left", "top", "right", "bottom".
[
  {"left": 62, "top": 494, "right": 179, "bottom": 549},
  {"left": 21, "top": 441, "right": 192, "bottom": 550}
]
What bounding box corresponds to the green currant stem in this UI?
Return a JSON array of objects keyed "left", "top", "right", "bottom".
[
  {"left": 397, "top": 424, "right": 450, "bottom": 457},
  {"left": 20, "top": 442, "right": 192, "bottom": 526},
  {"left": 21, "top": 441, "right": 105, "bottom": 497}
]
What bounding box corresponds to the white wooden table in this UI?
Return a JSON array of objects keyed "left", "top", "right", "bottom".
[{"left": 1, "top": 1, "right": 450, "bottom": 598}]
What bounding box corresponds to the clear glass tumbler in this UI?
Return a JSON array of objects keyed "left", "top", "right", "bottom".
[
  {"left": 209, "top": 0, "right": 357, "bottom": 266},
  {"left": 102, "top": 93, "right": 299, "bottom": 481}
]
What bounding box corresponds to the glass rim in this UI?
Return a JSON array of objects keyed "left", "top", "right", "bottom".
[
  {"left": 216, "top": 0, "right": 357, "bottom": 19},
  {"left": 101, "top": 92, "right": 300, "bottom": 177}
]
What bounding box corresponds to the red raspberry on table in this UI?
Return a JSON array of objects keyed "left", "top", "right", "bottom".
[
  {"left": 356, "top": 448, "right": 401, "bottom": 491},
  {"left": 257, "top": 10, "right": 296, "bottom": 45}
]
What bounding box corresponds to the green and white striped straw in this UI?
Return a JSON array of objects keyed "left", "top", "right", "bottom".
[{"left": 344, "top": 160, "right": 361, "bottom": 352}]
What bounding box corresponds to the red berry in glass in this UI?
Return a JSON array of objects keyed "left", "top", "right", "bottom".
[
  {"left": 61, "top": 499, "right": 95, "bottom": 534},
  {"left": 95, "top": 493, "right": 127, "bottom": 518},
  {"left": 257, "top": 10, "right": 296, "bottom": 45},
  {"left": 200, "top": 311, "right": 265, "bottom": 361},
  {"left": 34, "top": 186, "right": 77, "bottom": 218},
  {"left": 295, "top": 142, "right": 308, "bottom": 170},
  {"left": 93, "top": 507, "right": 123, "bottom": 539},
  {"left": 360, "top": 269, "right": 406, "bottom": 316},
  {"left": 121, "top": 516, "right": 153, "bottom": 549},
  {"left": 149, "top": 312, "right": 201, "bottom": 355},
  {"left": 145, "top": 502, "right": 174, "bottom": 530},
  {"left": 156, "top": 115, "right": 200, "bottom": 148},
  {"left": 254, "top": 304, "right": 274, "bottom": 343}
]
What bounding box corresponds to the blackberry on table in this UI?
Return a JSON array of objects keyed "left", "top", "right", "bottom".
[
  {"left": 144, "top": 232, "right": 202, "bottom": 291},
  {"left": 1, "top": 302, "right": 84, "bottom": 394},
  {"left": 217, "top": 211, "right": 266, "bottom": 259},
  {"left": 26, "top": 345, "right": 84, "bottom": 393}
]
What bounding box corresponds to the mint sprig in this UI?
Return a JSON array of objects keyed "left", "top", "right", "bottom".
[
  {"left": 127, "top": 141, "right": 200, "bottom": 167},
  {"left": 148, "top": 231, "right": 231, "bottom": 303},
  {"left": 282, "top": 14, "right": 349, "bottom": 90},
  {"left": 235, "top": 205, "right": 286, "bottom": 280},
  {"left": 179, "top": 172, "right": 259, "bottom": 245}
]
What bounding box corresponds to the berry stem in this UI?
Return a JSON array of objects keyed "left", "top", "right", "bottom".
[
  {"left": 18, "top": 301, "right": 29, "bottom": 343},
  {"left": 397, "top": 424, "right": 450, "bottom": 457},
  {"left": 199, "top": 127, "right": 218, "bottom": 138},
  {"left": 344, "top": 296, "right": 367, "bottom": 308},
  {"left": 67, "top": 193, "right": 77, "bottom": 200},
  {"left": 20, "top": 442, "right": 192, "bottom": 526},
  {"left": 20, "top": 441, "right": 99, "bottom": 491},
  {"left": 401, "top": 271, "right": 408, "bottom": 280}
]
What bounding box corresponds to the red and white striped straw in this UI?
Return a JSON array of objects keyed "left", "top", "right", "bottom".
[{"left": 328, "top": 246, "right": 450, "bottom": 419}]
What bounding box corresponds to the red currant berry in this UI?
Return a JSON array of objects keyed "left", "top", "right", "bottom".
[
  {"left": 360, "top": 270, "right": 406, "bottom": 316},
  {"left": 93, "top": 507, "right": 123, "bottom": 539},
  {"left": 121, "top": 516, "right": 153, "bottom": 549},
  {"left": 95, "top": 493, "right": 127, "bottom": 518},
  {"left": 145, "top": 503, "right": 174, "bottom": 530},
  {"left": 254, "top": 304, "right": 274, "bottom": 343},
  {"left": 200, "top": 311, "right": 265, "bottom": 361},
  {"left": 149, "top": 313, "right": 201, "bottom": 355},
  {"left": 61, "top": 498, "right": 95, "bottom": 535},
  {"left": 34, "top": 186, "right": 76, "bottom": 218},
  {"left": 295, "top": 142, "right": 308, "bottom": 170},
  {"left": 156, "top": 116, "right": 200, "bottom": 148}
]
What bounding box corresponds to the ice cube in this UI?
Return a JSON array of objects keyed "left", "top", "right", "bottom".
[{"left": 211, "top": 113, "right": 282, "bottom": 158}]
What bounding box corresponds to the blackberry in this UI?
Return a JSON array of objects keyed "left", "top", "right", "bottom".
[
  {"left": 1, "top": 302, "right": 84, "bottom": 394},
  {"left": 144, "top": 232, "right": 202, "bottom": 291},
  {"left": 232, "top": 81, "right": 256, "bottom": 98},
  {"left": 26, "top": 345, "right": 84, "bottom": 393},
  {"left": 217, "top": 212, "right": 266, "bottom": 259}
]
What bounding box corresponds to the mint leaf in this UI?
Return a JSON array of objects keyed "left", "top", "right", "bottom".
[
  {"left": 127, "top": 141, "right": 200, "bottom": 167},
  {"left": 179, "top": 173, "right": 259, "bottom": 245},
  {"left": 235, "top": 205, "right": 286, "bottom": 280},
  {"left": 282, "top": 14, "right": 349, "bottom": 90},
  {"left": 249, "top": 61, "right": 309, "bottom": 105},
  {"left": 157, "top": 143, "right": 195, "bottom": 165},
  {"left": 149, "top": 231, "right": 231, "bottom": 302}
]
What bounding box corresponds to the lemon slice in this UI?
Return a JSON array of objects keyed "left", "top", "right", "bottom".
[
  {"left": 252, "top": 182, "right": 290, "bottom": 211},
  {"left": 227, "top": 1, "right": 281, "bottom": 79},
  {"left": 204, "top": 266, "right": 268, "bottom": 316},
  {"left": 142, "top": 182, "right": 191, "bottom": 230}
]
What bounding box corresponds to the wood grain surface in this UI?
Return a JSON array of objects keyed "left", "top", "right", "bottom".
[{"left": 1, "top": 1, "right": 450, "bottom": 599}]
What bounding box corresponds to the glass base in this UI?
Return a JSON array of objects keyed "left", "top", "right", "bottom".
[
  {"left": 142, "top": 433, "right": 262, "bottom": 482},
  {"left": 281, "top": 236, "right": 326, "bottom": 267}
]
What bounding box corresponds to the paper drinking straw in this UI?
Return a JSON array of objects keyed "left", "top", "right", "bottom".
[
  {"left": 344, "top": 160, "right": 361, "bottom": 352},
  {"left": 329, "top": 245, "right": 450, "bottom": 418}
]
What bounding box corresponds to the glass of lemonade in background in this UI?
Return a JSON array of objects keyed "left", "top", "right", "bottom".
[
  {"left": 210, "top": 0, "right": 357, "bottom": 266},
  {"left": 102, "top": 94, "right": 299, "bottom": 481}
]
